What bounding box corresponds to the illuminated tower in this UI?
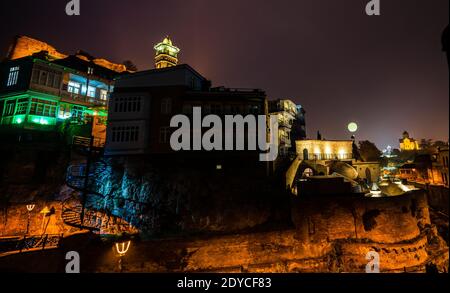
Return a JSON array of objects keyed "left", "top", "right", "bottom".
[{"left": 154, "top": 36, "right": 180, "bottom": 69}]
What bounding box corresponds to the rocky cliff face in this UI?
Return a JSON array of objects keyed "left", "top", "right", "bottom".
[
  {"left": 7, "top": 35, "right": 67, "bottom": 60},
  {"left": 85, "top": 157, "right": 287, "bottom": 236},
  {"left": 86, "top": 191, "right": 447, "bottom": 273},
  {"left": 6, "top": 35, "right": 128, "bottom": 73}
]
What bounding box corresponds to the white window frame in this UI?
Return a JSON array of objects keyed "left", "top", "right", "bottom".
[{"left": 7, "top": 66, "right": 20, "bottom": 87}]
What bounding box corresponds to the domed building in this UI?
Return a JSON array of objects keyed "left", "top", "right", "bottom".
[{"left": 399, "top": 131, "right": 420, "bottom": 151}]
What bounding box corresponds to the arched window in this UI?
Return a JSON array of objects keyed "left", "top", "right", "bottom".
[
  {"left": 302, "top": 168, "right": 314, "bottom": 178},
  {"left": 303, "top": 148, "right": 309, "bottom": 160}
]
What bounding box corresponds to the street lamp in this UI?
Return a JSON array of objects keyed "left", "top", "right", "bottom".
[
  {"left": 25, "top": 204, "right": 35, "bottom": 235},
  {"left": 115, "top": 240, "right": 131, "bottom": 272},
  {"left": 40, "top": 206, "right": 51, "bottom": 235}
]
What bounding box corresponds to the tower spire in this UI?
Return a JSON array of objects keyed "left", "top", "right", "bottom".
[{"left": 154, "top": 36, "right": 180, "bottom": 69}]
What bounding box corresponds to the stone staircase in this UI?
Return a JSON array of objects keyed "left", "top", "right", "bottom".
[{"left": 61, "top": 201, "right": 99, "bottom": 231}]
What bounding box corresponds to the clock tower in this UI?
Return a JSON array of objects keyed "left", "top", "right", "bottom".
[{"left": 154, "top": 36, "right": 180, "bottom": 69}]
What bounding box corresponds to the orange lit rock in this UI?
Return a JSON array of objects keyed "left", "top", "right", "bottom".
[
  {"left": 7, "top": 35, "right": 128, "bottom": 73},
  {"left": 7, "top": 35, "right": 67, "bottom": 60}
]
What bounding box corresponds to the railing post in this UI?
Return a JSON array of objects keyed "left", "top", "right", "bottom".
[
  {"left": 42, "top": 234, "right": 48, "bottom": 250},
  {"left": 19, "top": 236, "right": 26, "bottom": 253}
]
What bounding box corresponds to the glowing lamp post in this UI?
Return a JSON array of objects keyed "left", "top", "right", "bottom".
[
  {"left": 40, "top": 207, "right": 51, "bottom": 234},
  {"left": 115, "top": 240, "right": 131, "bottom": 272},
  {"left": 25, "top": 204, "right": 35, "bottom": 235}
]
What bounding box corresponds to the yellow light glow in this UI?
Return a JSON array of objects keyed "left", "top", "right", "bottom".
[{"left": 115, "top": 241, "right": 131, "bottom": 256}]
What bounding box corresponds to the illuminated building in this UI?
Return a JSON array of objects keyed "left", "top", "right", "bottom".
[
  {"left": 428, "top": 147, "right": 449, "bottom": 187},
  {"left": 154, "top": 37, "right": 180, "bottom": 69},
  {"left": 268, "top": 99, "right": 306, "bottom": 156},
  {"left": 295, "top": 140, "right": 353, "bottom": 162},
  {"left": 0, "top": 36, "right": 127, "bottom": 144},
  {"left": 288, "top": 139, "right": 380, "bottom": 190},
  {"left": 105, "top": 64, "right": 267, "bottom": 157},
  {"left": 399, "top": 131, "right": 421, "bottom": 151},
  {"left": 398, "top": 163, "right": 419, "bottom": 182}
]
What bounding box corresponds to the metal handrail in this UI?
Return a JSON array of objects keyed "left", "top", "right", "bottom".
[{"left": 0, "top": 234, "right": 63, "bottom": 254}]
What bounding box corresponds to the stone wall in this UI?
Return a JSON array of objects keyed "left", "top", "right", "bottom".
[
  {"left": 0, "top": 191, "right": 447, "bottom": 273},
  {"left": 415, "top": 183, "right": 449, "bottom": 214},
  {"left": 292, "top": 192, "right": 430, "bottom": 244},
  {"left": 90, "top": 191, "right": 447, "bottom": 273},
  {"left": 0, "top": 201, "right": 67, "bottom": 236},
  {"left": 0, "top": 199, "right": 137, "bottom": 237}
]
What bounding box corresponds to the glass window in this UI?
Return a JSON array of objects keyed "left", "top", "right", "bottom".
[
  {"left": 53, "top": 73, "right": 61, "bottom": 88},
  {"left": 100, "top": 90, "right": 108, "bottom": 101},
  {"left": 161, "top": 98, "right": 172, "bottom": 114},
  {"left": 159, "top": 127, "right": 170, "bottom": 143},
  {"left": 29, "top": 98, "right": 57, "bottom": 117},
  {"left": 7, "top": 66, "right": 20, "bottom": 87},
  {"left": 4, "top": 100, "right": 15, "bottom": 116},
  {"left": 16, "top": 98, "right": 29, "bottom": 115},
  {"left": 68, "top": 81, "right": 81, "bottom": 94},
  {"left": 87, "top": 86, "right": 96, "bottom": 98},
  {"left": 47, "top": 72, "right": 55, "bottom": 87},
  {"left": 31, "top": 69, "right": 40, "bottom": 84},
  {"left": 39, "top": 71, "right": 48, "bottom": 85},
  {"left": 71, "top": 106, "right": 85, "bottom": 120}
]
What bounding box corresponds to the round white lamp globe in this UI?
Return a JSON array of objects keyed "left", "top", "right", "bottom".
[{"left": 348, "top": 122, "right": 358, "bottom": 133}]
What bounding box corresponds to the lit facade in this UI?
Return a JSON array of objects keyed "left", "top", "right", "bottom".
[
  {"left": 428, "top": 147, "right": 449, "bottom": 187},
  {"left": 154, "top": 37, "right": 180, "bottom": 69},
  {"left": 295, "top": 140, "right": 353, "bottom": 161},
  {"left": 0, "top": 52, "right": 122, "bottom": 144},
  {"left": 269, "top": 99, "right": 306, "bottom": 156},
  {"left": 399, "top": 131, "right": 420, "bottom": 151}
]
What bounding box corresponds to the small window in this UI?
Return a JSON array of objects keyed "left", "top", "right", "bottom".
[
  {"left": 100, "top": 90, "right": 108, "bottom": 101},
  {"left": 7, "top": 66, "right": 20, "bottom": 87},
  {"left": 87, "top": 86, "right": 96, "bottom": 98},
  {"left": 68, "top": 81, "right": 81, "bottom": 95},
  {"left": 16, "top": 99, "right": 29, "bottom": 115},
  {"left": 159, "top": 127, "right": 171, "bottom": 143},
  {"left": 161, "top": 98, "right": 172, "bottom": 114},
  {"left": 4, "top": 100, "right": 16, "bottom": 116},
  {"left": 31, "top": 69, "right": 40, "bottom": 84}
]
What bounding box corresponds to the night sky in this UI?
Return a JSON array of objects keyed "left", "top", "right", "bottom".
[{"left": 0, "top": 0, "right": 448, "bottom": 149}]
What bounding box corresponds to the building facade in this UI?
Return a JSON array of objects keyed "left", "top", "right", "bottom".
[
  {"left": 428, "top": 147, "right": 449, "bottom": 187},
  {"left": 295, "top": 140, "right": 353, "bottom": 162},
  {"left": 0, "top": 36, "right": 127, "bottom": 145},
  {"left": 400, "top": 131, "right": 421, "bottom": 151},
  {"left": 268, "top": 99, "right": 306, "bottom": 156},
  {"left": 105, "top": 64, "right": 267, "bottom": 156}
]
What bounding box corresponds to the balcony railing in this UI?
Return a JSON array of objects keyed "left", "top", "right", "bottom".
[
  {"left": 300, "top": 153, "right": 353, "bottom": 161},
  {"left": 60, "top": 91, "right": 107, "bottom": 107},
  {"left": 72, "top": 136, "right": 106, "bottom": 148}
]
